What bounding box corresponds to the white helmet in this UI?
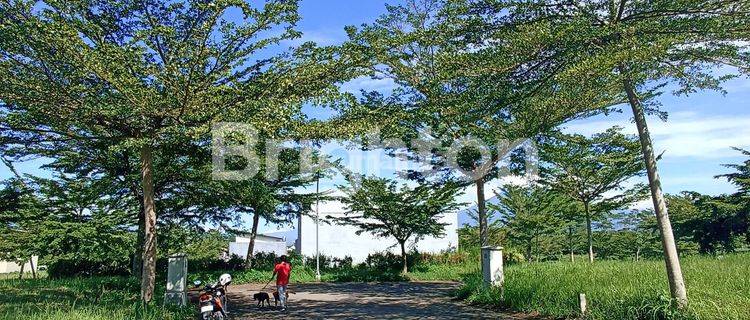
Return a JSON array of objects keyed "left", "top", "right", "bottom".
[{"left": 219, "top": 273, "right": 232, "bottom": 286}]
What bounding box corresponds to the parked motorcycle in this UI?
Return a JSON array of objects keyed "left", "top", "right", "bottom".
[{"left": 195, "top": 273, "right": 232, "bottom": 320}]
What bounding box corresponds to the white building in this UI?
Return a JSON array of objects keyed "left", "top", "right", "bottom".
[
  {"left": 228, "top": 234, "right": 287, "bottom": 258},
  {"left": 295, "top": 200, "right": 458, "bottom": 264},
  {"left": 0, "top": 256, "right": 38, "bottom": 274}
]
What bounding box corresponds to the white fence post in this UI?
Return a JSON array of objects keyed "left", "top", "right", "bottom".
[
  {"left": 579, "top": 293, "right": 588, "bottom": 314},
  {"left": 481, "top": 246, "right": 504, "bottom": 288}
]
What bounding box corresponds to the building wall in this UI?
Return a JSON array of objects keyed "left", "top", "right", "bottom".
[
  {"left": 298, "top": 211, "right": 458, "bottom": 264},
  {"left": 228, "top": 236, "right": 287, "bottom": 258},
  {"left": 0, "top": 256, "right": 38, "bottom": 274}
]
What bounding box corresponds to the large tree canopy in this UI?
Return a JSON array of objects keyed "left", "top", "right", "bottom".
[
  {"left": 462, "top": 0, "right": 750, "bottom": 306},
  {"left": 0, "top": 0, "right": 357, "bottom": 302}
]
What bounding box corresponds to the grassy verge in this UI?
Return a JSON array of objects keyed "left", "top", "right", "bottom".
[
  {"left": 456, "top": 253, "right": 750, "bottom": 319},
  {"left": 0, "top": 276, "right": 192, "bottom": 320},
  {"left": 406, "top": 260, "right": 478, "bottom": 282}
]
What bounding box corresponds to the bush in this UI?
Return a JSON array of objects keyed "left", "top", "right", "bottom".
[
  {"left": 157, "top": 255, "right": 246, "bottom": 274},
  {"left": 47, "top": 259, "right": 131, "bottom": 279},
  {"left": 247, "top": 251, "right": 305, "bottom": 270},
  {"left": 364, "top": 251, "right": 406, "bottom": 271},
  {"left": 304, "top": 254, "right": 354, "bottom": 270}
]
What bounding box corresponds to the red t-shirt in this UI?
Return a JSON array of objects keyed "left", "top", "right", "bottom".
[{"left": 274, "top": 262, "right": 291, "bottom": 286}]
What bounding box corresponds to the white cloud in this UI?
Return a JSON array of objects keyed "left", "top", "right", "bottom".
[{"left": 563, "top": 113, "right": 750, "bottom": 159}]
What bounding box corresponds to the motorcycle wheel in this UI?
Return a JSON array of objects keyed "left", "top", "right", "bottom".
[{"left": 200, "top": 311, "right": 213, "bottom": 320}]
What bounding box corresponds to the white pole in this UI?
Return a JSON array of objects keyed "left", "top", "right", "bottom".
[{"left": 315, "top": 172, "right": 321, "bottom": 281}]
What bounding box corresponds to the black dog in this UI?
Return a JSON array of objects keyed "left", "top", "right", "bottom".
[{"left": 253, "top": 292, "right": 271, "bottom": 307}]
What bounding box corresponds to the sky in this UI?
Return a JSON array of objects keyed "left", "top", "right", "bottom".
[{"left": 2, "top": 0, "right": 749, "bottom": 235}]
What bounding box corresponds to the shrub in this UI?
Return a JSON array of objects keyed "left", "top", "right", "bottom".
[{"left": 47, "top": 259, "right": 131, "bottom": 279}]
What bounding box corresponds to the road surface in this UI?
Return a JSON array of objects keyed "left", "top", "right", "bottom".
[{"left": 212, "top": 282, "right": 541, "bottom": 319}]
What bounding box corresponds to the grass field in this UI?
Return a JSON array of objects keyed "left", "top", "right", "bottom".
[
  {"left": 456, "top": 253, "right": 750, "bottom": 319},
  {"left": 0, "top": 276, "right": 192, "bottom": 320},
  {"left": 2, "top": 254, "right": 748, "bottom": 319}
]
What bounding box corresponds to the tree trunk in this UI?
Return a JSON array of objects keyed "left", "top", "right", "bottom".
[
  {"left": 245, "top": 210, "right": 261, "bottom": 269},
  {"left": 399, "top": 241, "right": 408, "bottom": 274},
  {"left": 636, "top": 247, "right": 641, "bottom": 261},
  {"left": 139, "top": 145, "right": 157, "bottom": 304},
  {"left": 525, "top": 240, "right": 532, "bottom": 262},
  {"left": 584, "top": 202, "right": 594, "bottom": 263},
  {"left": 18, "top": 260, "right": 24, "bottom": 279},
  {"left": 476, "top": 178, "right": 489, "bottom": 278},
  {"left": 476, "top": 178, "right": 488, "bottom": 246},
  {"left": 132, "top": 205, "right": 145, "bottom": 278},
  {"left": 569, "top": 225, "right": 575, "bottom": 262},
  {"left": 29, "top": 257, "right": 36, "bottom": 279},
  {"left": 623, "top": 78, "right": 688, "bottom": 308}
]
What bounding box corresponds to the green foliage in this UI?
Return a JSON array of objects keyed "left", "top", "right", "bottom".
[
  {"left": 0, "top": 0, "right": 357, "bottom": 300},
  {"left": 538, "top": 127, "right": 647, "bottom": 261},
  {"left": 666, "top": 192, "right": 748, "bottom": 254},
  {"left": 0, "top": 176, "right": 136, "bottom": 277},
  {"left": 158, "top": 224, "right": 228, "bottom": 260},
  {"left": 718, "top": 148, "right": 750, "bottom": 195},
  {"left": 457, "top": 253, "right": 750, "bottom": 320},
  {"left": 336, "top": 176, "right": 463, "bottom": 242},
  {"left": 47, "top": 259, "right": 132, "bottom": 279},
  {"left": 457, "top": 222, "right": 508, "bottom": 248},
  {"left": 485, "top": 0, "right": 750, "bottom": 115},
  {"left": 539, "top": 128, "right": 646, "bottom": 210},
  {"left": 490, "top": 184, "right": 572, "bottom": 261}
]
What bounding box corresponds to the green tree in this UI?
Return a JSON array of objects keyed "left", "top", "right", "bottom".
[
  {"left": 667, "top": 192, "right": 746, "bottom": 253},
  {"left": 0, "top": 177, "right": 40, "bottom": 278},
  {"left": 0, "top": 0, "right": 353, "bottom": 302},
  {"left": 490, "top": 184, "right": 570, "bottom": 261},
  {"left": 477, "top": 0, "right": 750, "bottom": 305},
  {"left": 716, "top": 148, "right": 750, "bottom": 244},
  {"left": 618, "top": 209, "right": 663, "bottom": 260},
  {"left": 539, "top": 127, "right": 646, "bottom": 262},
  {"left": 459, "top": 207, "right": 507, "bottom": 249},
  {"left": 334, "top": 176, "right": 463, "bottom": 273},
  {"left": 339, "top": 0, "right": 591, "bottom": 265},
  {"left": 193, "top": 148, "right": 330, "bottom": 269}
]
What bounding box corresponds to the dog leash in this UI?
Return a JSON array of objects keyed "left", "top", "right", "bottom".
[{"left": 261, "top": 278, "right": 273, "bottom": 290}]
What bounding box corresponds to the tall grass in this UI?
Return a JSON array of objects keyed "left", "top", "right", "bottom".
[
  {"left": 0, "top": 276, "right": 192, "bottom": 320},
  {"left": 456, "top": 253, "right": 750, "bottom": 319}
]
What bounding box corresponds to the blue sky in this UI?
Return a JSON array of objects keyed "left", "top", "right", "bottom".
[{"left": 2, "top": 1, "right": 749, "bottom": 234}]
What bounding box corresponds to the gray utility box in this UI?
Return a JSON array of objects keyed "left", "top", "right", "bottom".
[{"left": 165, "top": 253, "right": 188, "bottom": 306}]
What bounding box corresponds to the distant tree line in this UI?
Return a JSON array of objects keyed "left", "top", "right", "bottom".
[{"left": 459, "top": 146, "right": 750, "bottom": 262}]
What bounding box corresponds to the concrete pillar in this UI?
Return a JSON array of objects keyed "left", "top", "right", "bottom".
[
  {"left": 481, "top": 246, "right": 504, "bottom": 287},
  {"left": 165, "top": 253, "right": 188, "bottom": 306}
]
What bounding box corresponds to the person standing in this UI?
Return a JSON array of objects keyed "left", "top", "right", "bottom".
[{"left": 272, "top": 255, "right": 292, "bottom": 311}]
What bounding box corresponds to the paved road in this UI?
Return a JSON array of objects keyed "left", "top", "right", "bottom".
[{"left": 215, "top": 282, "right": 541, "bottom": 319}]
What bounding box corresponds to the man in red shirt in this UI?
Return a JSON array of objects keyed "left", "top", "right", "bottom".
[{"left": 272, "top": 255, "right": 292, "bottom": 311}]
